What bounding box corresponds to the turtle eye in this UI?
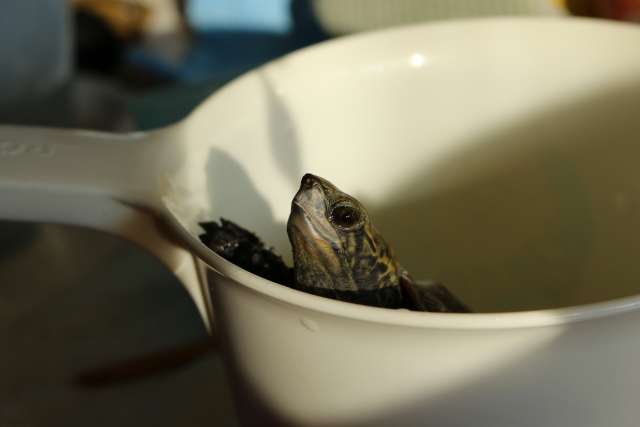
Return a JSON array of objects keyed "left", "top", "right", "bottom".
[{"left": 331, "top": 206, "right": 360, "bottom": 228}]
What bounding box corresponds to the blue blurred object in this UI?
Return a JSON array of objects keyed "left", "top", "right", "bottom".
[
  {"left": 126, "top": 0, "right": 326, "bottom": 82},
  {"left": 182, "top": 0, "right": 327, "bottom": 82},
  {"left": 179, "top": 31, "right": 299, "bottom": 82},
  {"left": 0, "top": 0, "right": 72, "bottom": 126},
  {"left": 128, "top": 77, "right": 230, "bottom": 130},
  {"left": 187, "top": 0, "right": 294, "bottom": 34},
  {"left": 127, "top": 0, "right": 327, "bottom": 130}
]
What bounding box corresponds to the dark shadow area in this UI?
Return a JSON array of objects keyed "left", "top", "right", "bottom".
[
  {"left": 0, "top": 224, "right": 236, "bottom": 426},
  {"left": 0, "top": 222, "right": 38, "bottom": 261},
  {"left": 206, "top": 147, "right": 291, "bottom": 261},
  {"left": 262, "top": 72, "right": 303, "bottom": 191}
]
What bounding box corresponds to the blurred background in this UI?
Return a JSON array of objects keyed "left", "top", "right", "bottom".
[{"left": 0, "top": 0, "right": 637, "bottom": 425}]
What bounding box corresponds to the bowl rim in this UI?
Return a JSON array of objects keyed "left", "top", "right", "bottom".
[{"left": 180, "top": 16, "right": 640, "bottom": 330}]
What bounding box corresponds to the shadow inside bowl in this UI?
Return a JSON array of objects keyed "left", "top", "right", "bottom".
[{"left": 366, "top": 81, "right": 640, "bottom": 312}]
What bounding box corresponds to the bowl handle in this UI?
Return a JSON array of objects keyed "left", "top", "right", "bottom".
[{"left": 0, "top": 125, "right": 213, "bottom": 329}]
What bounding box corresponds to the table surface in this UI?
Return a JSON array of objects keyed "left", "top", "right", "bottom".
[{"left": 0, "top": 222, "right": 238, "bottom": 427}]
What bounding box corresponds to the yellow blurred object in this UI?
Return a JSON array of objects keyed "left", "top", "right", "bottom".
[{"left": 72, "top": 0, "right": 151, "bottom": 39}]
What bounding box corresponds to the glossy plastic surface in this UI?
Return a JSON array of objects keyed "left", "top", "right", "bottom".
[{"left": 3, "top": 18, "right": 640, "bottom": 426}]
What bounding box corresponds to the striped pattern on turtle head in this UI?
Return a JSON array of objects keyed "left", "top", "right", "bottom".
[{"left": 287, "top": 174, "right": 402, "bottom": 293}]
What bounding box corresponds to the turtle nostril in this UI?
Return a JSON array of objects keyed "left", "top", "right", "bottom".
[{"left": 302, "top": 174, "right": 316, "bottom": 189}]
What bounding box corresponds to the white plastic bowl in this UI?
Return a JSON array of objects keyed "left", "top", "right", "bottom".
[{"left": 3, "top": 17, "right": 640, "bottom": 426}]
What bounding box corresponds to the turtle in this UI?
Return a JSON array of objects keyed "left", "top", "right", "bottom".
[
  {"left": 287, "top": 173, "right": 471, "bottom": 312},
  {"left": 199, "top": 174, "right": 470, "bottom": 313}
]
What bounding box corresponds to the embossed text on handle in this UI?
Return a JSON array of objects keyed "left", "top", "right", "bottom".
[{"left": 0, "top": 141, "right": 56, "bottom": 157}]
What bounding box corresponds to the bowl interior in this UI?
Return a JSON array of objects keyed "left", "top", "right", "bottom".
[{"left": 177, "top": 18, "right": 640, "bottom": 312}]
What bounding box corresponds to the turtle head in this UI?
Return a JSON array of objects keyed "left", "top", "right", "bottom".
[{"left": 287, "top": 173, "right": 402, "bottom": 303}]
